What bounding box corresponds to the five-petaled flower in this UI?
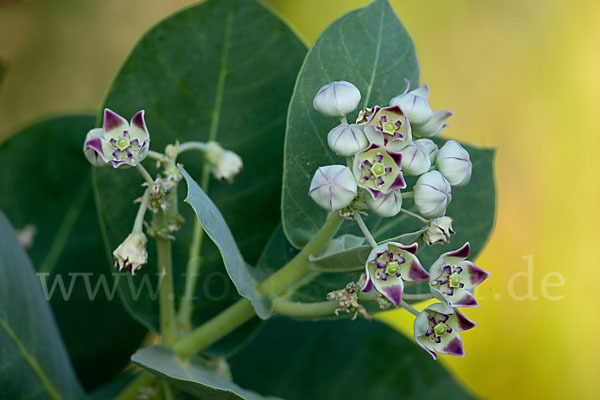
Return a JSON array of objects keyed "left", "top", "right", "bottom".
[
  {"left": 363, "top": 105, "right": 412, "bottom": 150},
  {"left": 414, "top": 302, "right": 476, "bottom": 359},
  {"left": 362, "top": 241, "right": 429, "bottom": 306},
  {"left": 353, "top": 143, "right": 406, "bottom": 199},
  {"left": 429, "top": 242, "right": 490, "bottom": 307},
  {"left": 84, "top": 108, "right": 150, "bottom": 168}
]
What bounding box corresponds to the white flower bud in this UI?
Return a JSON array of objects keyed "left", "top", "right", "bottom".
[
  {"left": 414, "top": 171, "right": 452, "bottom": 218},
  {"left": 313, "top": 81, "right": 361, "bottom": 118},
  {"left": 436, "top": 140, "right": 472, "bottom": 187},
  {"left": 390, "top": 84, "right": 433, "bottom": 125},
  {"left": 415, "top": 138, "right": 439, "bottom": 163},
  {"left": 309, "top": 165, "right": 357, "bottom": 211},
  {"left": 399, "top": 141, "right": 431, "bottom": 176},
  {"left": 366, "top": 190, "right": 403, "bottom": 217},
  {"left": 83, "top": 128, "right": 108, "bottom": 167},
  {"left": 412, "top": 110, "right": 453, "bottom": 138},
  {"left": 327, "top": 123, "right": 368, "bottom": 156},
  {"left": 113, "top": 232, "right": 148, "bottom": 275},
  {"left": 422, "top": 216, "right": 455, "bottom": 245},
  {"left": 205, "top": 141, "right": 243, "bottom": 183}
]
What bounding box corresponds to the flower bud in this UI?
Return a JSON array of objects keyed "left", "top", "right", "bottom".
[
  {"left": 414, "top": 171, "right": 452, "bottom": 218},
  {"left": 313, "top": 81, "right": 361, "bottom": 118},
  {"left": 83, "top": 128, "right": 108, "bottom": 167},
  {"left": 366, "top": 190, "right": 403, "bottom": 217},
  {"left": 412, "top": 110, "right": 453, "bottom": 138},
  {"left": 113, "top": 232, "right": 148, "bottom": 275},
  {"left": 205, "top": 141, "right": 243, "bottom": 183},
  {"left": 423, "top": 216, "right": 455, "bottom": 245},
  {"left": 309, "top": 165, "right": 357, "bottom": 210},
  {"left": 399, "top": 141, "right": 431, "bottom": 176},
  {"left": 415, "top": 138, "right": 439, "bottom": 163},
  {"left": 327, "top": 123, "right": 368, "bottom": 156},
  {"left": 436, "top": 140, "right": 472, "bottom": 187},
  {"left": 390, "top": 84, "right": 433, "bottom": 125}
]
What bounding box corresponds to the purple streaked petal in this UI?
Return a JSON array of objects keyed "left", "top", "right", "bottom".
[
  {"left": 446, "top": 242, "right": 470, "bottom": 259},
  {"left": 443, "top": 338, "right": 464, "bottom": 357},
  {"left": 362, "top": 276, "right": 374, "bottom": 292},
  {"left": 466, "top": 262, "right": 491, "bottom": 286},
  {"left": 389, "top": 172, "right": 407, "bottom": 190},
  {"left": 387, "top": 150, "right": 403, "bottom": 167},
  {"left": 85, "top": 138, "right": 103, "bottom": 155},
  {"left": 455, "top": 310, "right": 477, "bottom": 331},
  {"left": 455, "top": 293, "right": 478, "bottom": 307},
  {"left": 408, "top": 260, "right": 429, "bottom": 281},
  {"left": 381, "top": 284, "right": 403, "bottom": 306},
  {"left": 131, "top": 110, "right": 147, "bottom": 133},
  {"left": 103, "top": 108, "right": 128, "bottom": 132}
]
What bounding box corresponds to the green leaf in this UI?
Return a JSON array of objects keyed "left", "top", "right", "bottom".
[
  {"left": 229, "top": 317, "right": 474, "bottom": 399},
  {"left": 132, "top": 346, "right": 278, "bottom": 400},
  {"left": 309, "top": 229, "right": 426, "bottom": 272},
  {"left": 282, "top": 0, "right": 419, "bottom": 248},
  {"left": 179, "top": 165, "right": 270, "bottom": 319},
  {"left": 0, "top": 116, "right": 146, "bottom": 390},
  {"left": 0, "top": 211, "right": 87, "bottom": 399},
  {"left": 94, "top": 0, "right": 306, "bottom": 330}
]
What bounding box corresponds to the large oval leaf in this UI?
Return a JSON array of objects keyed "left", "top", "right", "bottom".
[
  {"left": 229, "top": 317, "right": 474, "bottom": 399},
  {"left": 0, "top": 211, "right": 86, "bottom": 399},
  {"left": 282, "top": 0, "right": 419, "bottom": 248},
  {"left": 94, "top": 0, "right": 306, "bottom": 330},
  {"left": 0, "top": 116, "right": 146, "bottom": 390}
]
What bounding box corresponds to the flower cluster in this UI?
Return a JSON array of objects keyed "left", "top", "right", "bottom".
[
  {"left": 308, "top": 80, "right": 473, "bottom": 221},
  {"left": 309, "top": 80, "right": 489, "bottom": 360}
]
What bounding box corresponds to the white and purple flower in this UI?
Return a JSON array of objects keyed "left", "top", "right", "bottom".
[
  {"left": 84, "top": 109, "right": 150, "bottom": 168},
  {"left": 414, "top": 302, "right": 476, "bottom": 359},
  {"left": 363, "top": 105, "right": 412, "bottom": 150},
  {"left": 352, "top": 143, "right": 406, "bottom": 199},
  {"left": 361, "top": 242, "right": 429, "bottom": 306},
  {"left": 429, "top": 242, "right": 490, "bottom": 307}
]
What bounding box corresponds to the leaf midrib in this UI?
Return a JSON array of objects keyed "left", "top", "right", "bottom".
[{"left": 0, "top": 316, "right": 63, "bottom": 400}]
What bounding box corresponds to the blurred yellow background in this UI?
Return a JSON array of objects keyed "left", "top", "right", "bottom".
[{"left": 1, "top": 0, "right": 597, "bottom": 398}]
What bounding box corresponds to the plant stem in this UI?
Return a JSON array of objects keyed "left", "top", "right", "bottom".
[
  {"left": 173, "top": 212, "right": 343, "bottom": 356},
  {"left": 400, "top": 300, "right": 421, "bottom": 316},
  {"left": 401, "top": 191, "right": 414, "bottom": 199},
  {"left": 156, "top": 234, "right": 177, "bottom": 345},
  {"left": 272, "top": 297, "right": 339, "bottom": 318},
  {"left": 177, "top": 141, "right": 210, "bottom": 155},
  {"left": 146, "top": 150, "right": 165, "bottom": 161},
  {"left": 114, "top": 373, "right": 155, "bottom": 400},
  {"left": 136, "top": 163, "right": 155, "bottom": 185},
  {"left": 177, "top": 165, "right": 211, "bottom": 330},
  {"left": 132, "top": 189, "right": 150, "bottom": 234},
  {"left": 354, "top": 212, "right": 377, "bottom": 248},
  {"left": 402, "top": 293, "right": 433, "bottom": 301},
  {"left": 400, "top": 208, "right": 428, "bottom": 224}
]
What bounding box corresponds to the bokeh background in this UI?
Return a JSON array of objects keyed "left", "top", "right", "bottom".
[{"left": 1, "top": 0, "right": 597, "bottom": 398}]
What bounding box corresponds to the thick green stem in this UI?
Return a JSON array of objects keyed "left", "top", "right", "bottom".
[
  {"left": 173, "top": 212, "right": 343, "bottom": 356},
  {"left": 157, "top": 235, "right": 177, "bottom": 345},
  {"left": 272, "top": 297, "right": 339, "bottom": 318},
  {"left": 173, "top": 299, "right": 255, "bottom": 356}
]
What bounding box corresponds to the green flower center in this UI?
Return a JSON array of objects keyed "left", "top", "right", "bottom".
[
  {"left": 117, "top": 136, "right": 130, "bottom": 150},
  {"left": 449, "top": 272, "right": 462, "bottom": 288},
  {"left": 382, "top": 121, "right": 397, "bottom": 134},
  {"left": 386, "top": 261, "right": 399, "bottom": 274},
  {"left": 372, "top": 162, "right": 385, "bottom": 177},
  {"left": 433, "top": 322, "right": 448, "bottom": 337}
]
